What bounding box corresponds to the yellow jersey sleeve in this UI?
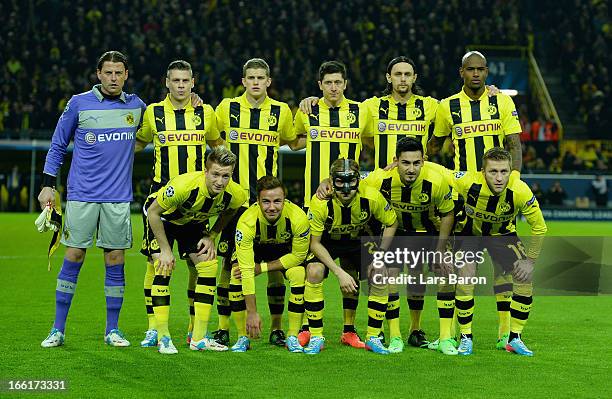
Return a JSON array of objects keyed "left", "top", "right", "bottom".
[
  {"left": 156, "top": 174, "right": 191, "bottom": 212},
  {"left": 448, "top": 170, "right": 473, "bottom": 197},
  {"left": 362, "top": 168, "right": 385, "bottom": 189},
  {"left": 308, "top": 196, "right": 328, "bottom": 237},
  {"left": 215, "top": 99, "right": 229, "bottom": 135},
  {"left": 369, "top": 190, "right": 397, "bottom": 227},
  {"left": 425, "top": 96, "right": 439, "bottom": 124},
  {"left": 499, "top": 94, "right": 522, "bottom": 136},
  {"left": 433, "top": 99, "right": 452, "bottom": 138},
  {"left": 203, "top": 104, "right": 221, "bottom": 142},
  {"left": 435, "top": 177, "right": 454, "bottom": 214},
  {"left": 136, "top": 105, "right": 155, "bottom": 142},
  {"left": 359, "top": 101, "right": 374, "bottom": 138},
  {"left": 279, "top": 103, "right": 297, "bottom": 143},
  {"left": 515, "top": 181, "right": 547, "bottom": 258},
  {"left": 226, "top": 181, "right": 248, "bottom": 209},
  {"left": 293, "top": 110, "right": 307, "bottom": 136},
  {"left": 235, "top": 209, "right": 257, "bottom": 295},
  {"left": 279, "top": 207, "right": 310, "bottom": 268}
]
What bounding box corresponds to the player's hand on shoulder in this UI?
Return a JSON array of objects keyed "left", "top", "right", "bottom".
[
  {"left": 299, "top": 96, "right": 319, "bottom": 115},
  {"left": 190, "top": 93, "right": 203, "bottom": 107},
  {"left": 486, "top": 85, "right": 500, "bottom": 96},
  {"left": 383, "top": 161, "right": 398, "bottom": 171},
  {"left": 316, "top": 179, "right": 332, "bottom": 200}
]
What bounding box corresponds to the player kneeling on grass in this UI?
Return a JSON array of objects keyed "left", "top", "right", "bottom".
[
  {"left": 143, "top": 147, "right": 246, "bottom": 354},
  {"left": 303, "top": 158, "right": 398, "bottom": 355},
  {"left": 450, "top": 148, "right": 547, "bottom": 356},
  {"left": 229, "top": 176, "right": 310, "bottom": 353}
]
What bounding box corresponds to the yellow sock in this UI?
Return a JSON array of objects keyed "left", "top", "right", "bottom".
[
  {"left": 152, "top": 269, "right": 171, "bottom": 337},
  {"left": 191, "top": 260, "right": 217, "bottom": 341},
  {"left": 437, "top": 285, "right": 455, "bottom": 341},
  {"left": 216, "top": 264, "right": 231, "bottom": 331},
  {"left": 286, "top": 267, "right": 305, "bottom": 337},
  {"left": 496, "top": 292, "right": 512, "bottom": 338},
  {"left": 304, "top": 281, "right": 324, "bottom": 337},
  {"left": 229, "top": 267, "right": 247, "bottom": 336},
  {"left": 187, "top": 263, "right": 197, "bottom": 333},
  {"left": 144, "top": 260, "right": 156, "bottom": 330},
  {"left": 455, "top": 284, "right": 475, "bottom": 336},
  {"left": 510, "top": 283, "right": 533, "bottom": 335},
  {"left": 407, "top": 295, "right": 424, "bottom": 331},
  {"left": 366, "top": 294, "right": 388, "bottom": 338},
  {"left": 386, "top": 294, "right": 401, "bottom": 339}
]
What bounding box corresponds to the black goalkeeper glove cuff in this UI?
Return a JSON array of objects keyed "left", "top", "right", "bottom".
[{"left": 41, "top": 173, "right": 56, "bottom": 189}]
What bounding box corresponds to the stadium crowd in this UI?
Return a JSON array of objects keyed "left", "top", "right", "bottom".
[
  {"left": 2, "top": 0, "right": 530, "bottom": 131},
  {"left": 535, "top": 0, "right": 610, "bottom": 135}
]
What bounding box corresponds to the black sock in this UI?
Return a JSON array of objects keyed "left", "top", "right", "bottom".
[
  {"left": 343, "top": 325, "right": 356, "bottom": 333},
  {"left": 509, "top": 332, "right": 519, "bottom": 341}
]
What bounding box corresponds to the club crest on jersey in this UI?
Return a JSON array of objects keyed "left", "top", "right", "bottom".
[
  {"left": 360, "top": 211, "right": 369, "bottom": 220},
  {"left": 192, "top": 114, "right": 202, "bottom": 126},
  {"left": 409, "top": 107, "right": 423, "bottom": 118},
  {"left": 346, "top": 112, "right": 357, "bottom": 124},
  {"left": 165, "top": 186, "right": 175, "bottom": 198},
  {"left": 218, "top": 241, "right": 228, "bottom": 253},
  {"left": 235, "top": 230, "right": 243, "bottom": 243},
  {"left": 267, "top": 115, "right": 278, "bottom": 127},
  {"left": 125, "top": 112, "right": 135, "bottom": 126},
  {"left": 85, "top": 132, "right": 96, "bottom": 144},
  {"left": 499, "top": 201, "right": 511, "bottom": 212},
  {"left": 455, "top": 126, "right": 463, "bottom": 137},
  {"left": 158, "top": 133, "right": 166, "bottom": 144},
  {"left": 487, "top": 105, "right": 498, "bottom": 115},
  {"left": 150, "top": 239, "right": 160, "bottom": 250},
  {"left": 280, "top": 232, "right": 292, "bottom": 240},
  {"left": 309, "top": 129, "right": 319, "bottom": 139},
  {"left": 229, "top": 130, "right": 239, "bottom": 140},
  {"left": 419, "top": 193, "right": 430, "bottom": 203},
  {"left": 378, "top": 121, "right": 386, "bottom": 132}
]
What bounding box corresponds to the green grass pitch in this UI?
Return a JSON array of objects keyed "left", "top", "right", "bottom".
[{"left": 1, "top": 214, "right": 611, "bottom": 398}]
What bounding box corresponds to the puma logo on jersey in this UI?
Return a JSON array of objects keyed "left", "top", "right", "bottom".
[
  {"left": 155, "top": 116, "right": 164, "bottom": 124},
  {"left": 452, "top": 110, "right": 461, "bottom": 119},
  {"left": 379, "top": 107, "right": 388, "bottom": 114},
  {"left": 309, "top": 113, "right": 319, "bottom": 120},
  {"left": 230, "top": 114, "right": 240, "bottom": 122}
]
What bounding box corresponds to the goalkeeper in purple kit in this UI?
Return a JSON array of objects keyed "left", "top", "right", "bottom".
[{"left": 38, "top": 51, "right": 146, "bottom": 348}]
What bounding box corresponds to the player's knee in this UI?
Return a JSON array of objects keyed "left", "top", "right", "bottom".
[
  {"left": 306, "top": 263, "right": 324, "bottom": 283},
  {"left": 104, "top": 249, "right": 124, "bottom": 265},
  {"left": 65, "top": 247, "right": 86, "bottom": 263}
]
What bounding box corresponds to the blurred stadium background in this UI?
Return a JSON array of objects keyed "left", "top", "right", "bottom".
[{"left": 0, "top": 0, "right": 609, "bottom": 217}]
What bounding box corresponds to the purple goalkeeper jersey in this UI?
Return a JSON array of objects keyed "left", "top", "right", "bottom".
[{"left": 44, "top": 85, "right": 146, "bottom": 202}]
